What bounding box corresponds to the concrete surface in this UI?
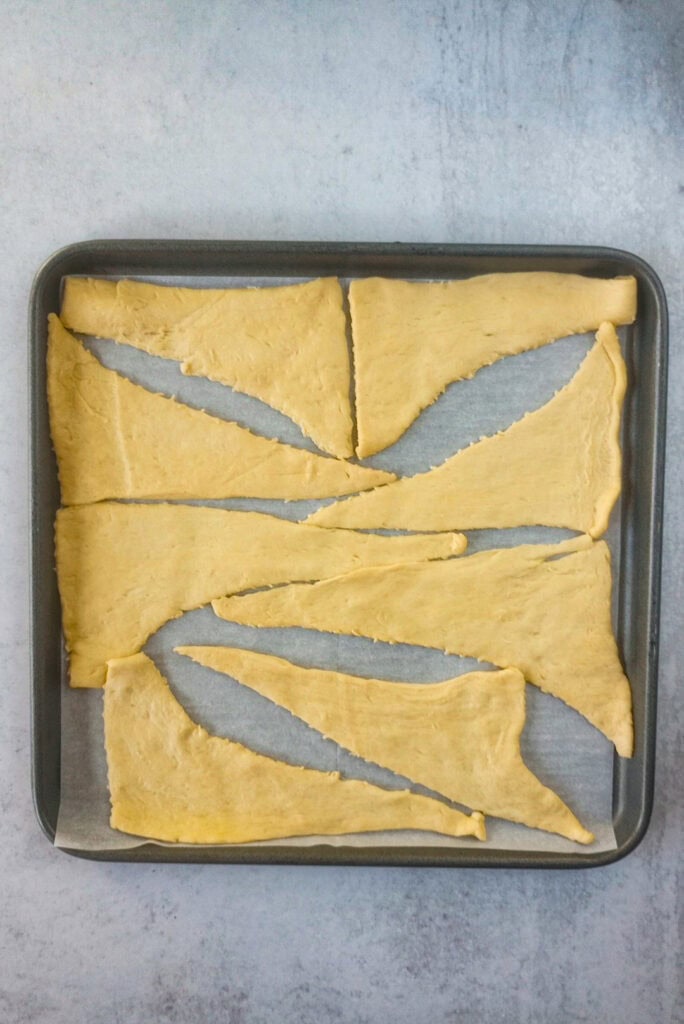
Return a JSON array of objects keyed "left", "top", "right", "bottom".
[{"left": 1, "top": 1, "right": 681, "bottom": 1021}]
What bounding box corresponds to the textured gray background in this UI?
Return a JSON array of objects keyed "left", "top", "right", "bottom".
[{"left": 2, "top": 1, "right": 682, "bottom": 1021}]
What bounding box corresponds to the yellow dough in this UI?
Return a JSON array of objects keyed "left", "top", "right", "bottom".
[
  {"left": 176, "top": 647, "right": 593, "bottom": 844},
  {"left": 351, "top": 272, "right": 636, "bottom": 456},
  {"left": 47, "top": 316, "right": 394, "bottom": 504},
  {"left": 60, "top": 276, "right": 354, "bottom": 458},
  {"left": 214, "top": 536, "right": 633, "bottom": 756},
  {"left": 57, "top": 502, "right": 466, "bottom": 688},
  {"left": 104, "top": 654, "right": 486, "bottom": 844},
  {"left": 309, "top": 323, "right": 625, "bottom": 537}
]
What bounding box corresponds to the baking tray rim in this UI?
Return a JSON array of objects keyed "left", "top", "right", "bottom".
[{"left": 29, "top": 239, "right": 668, "bottom": 868}]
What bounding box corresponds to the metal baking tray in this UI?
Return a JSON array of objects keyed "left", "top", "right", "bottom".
[{"left": 29, "top": 240, "right": 667, "bottom": 867}]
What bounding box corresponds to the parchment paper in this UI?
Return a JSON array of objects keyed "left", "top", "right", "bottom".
[{"left": 55, "top": 275, "right": 621, "bottom": 854}]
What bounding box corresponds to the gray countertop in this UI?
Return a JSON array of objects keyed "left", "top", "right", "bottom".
[{"left": 2, "top": 1, "right": 682, "bottom": 1021}]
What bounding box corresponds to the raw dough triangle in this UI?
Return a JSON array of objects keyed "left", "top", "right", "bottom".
[
  {"left": 213, "top": 536, "right": 633, "bottom": 756},
  {"left": 104, "top": 654, "right": 485, "bottom": 844},
  {"left": 47, "top": 315, "right": 394, "bottom": 504},
  {"left": 176, "top": 647, "right": 593, "bottom": 844},
  {"left": 61, "top": 276, "right": 354, "bottom": 458},
  {"left": 309, "top": 323, "right": 625, "bottom": 536},
  {"left": 57, "top": 502, "right": 466, "bottom": 687},
  {"left": 351, "top": 272, "right": 636, "bottom": 456}
]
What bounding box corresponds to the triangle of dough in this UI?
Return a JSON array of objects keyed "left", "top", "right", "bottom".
[
  {"left": 351, "top": 273, "right": 636, "bottom": 456},
  {"left": 310, "top": 323, "right": 625, "bottom": 536},
  {"left": 104, "top": 654, "right": 485, "bottom": 844},
  {"left": 47, "top": 315, "right": 394, "bottom": 504},
  {"left": 57, "top": 502, "right": 466, "bottom": 688},
  {"left": 213, "top": 536, "right": 633, "bottom": 756},
  {"left": 175, "top": 647, "right": 593, "bottom": 844},
  {"left": 61, "top": 276, "right": 354, "bottom": 458}
]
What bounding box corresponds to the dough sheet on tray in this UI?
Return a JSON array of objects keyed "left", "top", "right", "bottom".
[{"left": 54, "top": 276, "right": 621, "bottom": 854}]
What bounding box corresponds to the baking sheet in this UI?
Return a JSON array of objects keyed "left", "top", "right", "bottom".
[{"left": 53, "top": 275, "right": 621, "bottom": 854}]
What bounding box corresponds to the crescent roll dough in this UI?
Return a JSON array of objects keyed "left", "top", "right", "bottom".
[
  {"left": 213, "top": 536, "right": 633, "bottom": 756},
  {"left": 47, "top": 315, "right": 394, "bottom": 504},
  {"left": 176, "top": 647, "right": 593, "bottom": 844},
  {"left": 351, "top": 272, "right": 636, "bottom": 456},
  {"left": 57, "top": 502, "right": 466, "bottom": 687},
  {"left": 61, "top": 276, "right": 354, "bottom": 458},
  {"left": 104, "top": 654, "right": 486, "bottom": 844},
  {"left": 309, "top": 322, "right": 625, "bottom": 537}
]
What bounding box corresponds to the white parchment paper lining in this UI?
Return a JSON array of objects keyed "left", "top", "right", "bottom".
[{"left": 55, "top": 274, "right": 622, "bottom": 855}]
